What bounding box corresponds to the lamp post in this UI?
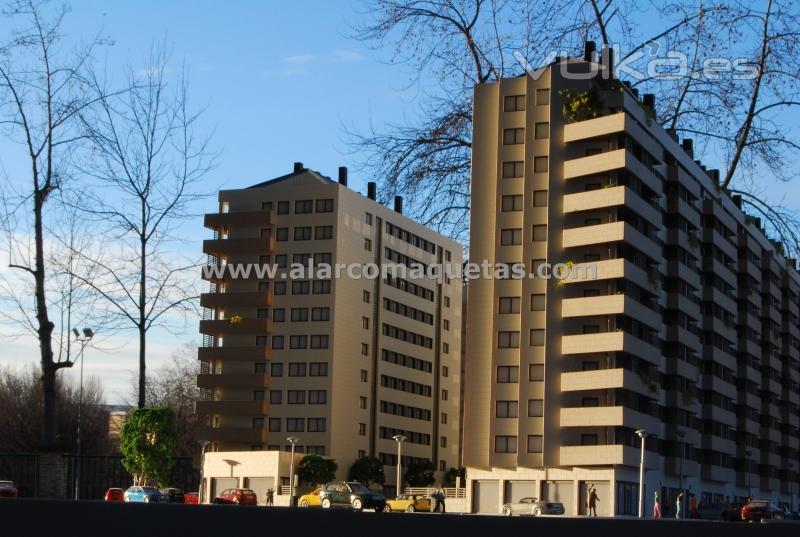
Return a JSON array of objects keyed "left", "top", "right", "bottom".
[
  {"left": 287, "top": 436, "right": 299, "bottom": 507},
  {"left": 198, "top": 440, "right": 210, "bottom": 503},
  {"left": 392, "top": 434, "right": 406, "bottom": 498},
  {"left": 636, "top": 429, "right": 648, "bottom": 518},
  {"left": 72, "top": 327, "right": 94, "bottom": 500},
  {"left": 677, "top": 429, "right": 685, "bottom": 518},
  {"left": 788, "top": 462, "right": 795, "bottom": 512},
  {"left": 745, "top": 449, "right": 752, "bottom": 500}
]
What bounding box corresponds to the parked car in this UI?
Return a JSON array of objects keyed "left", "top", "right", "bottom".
[
  {"left": 299, "top": 487, "right": 323, "bottom": 508},
  {"left": 741, "top": 500, "right": 785, "bottom": 522},
  {"left": 501, "top": 497, "right": 565, "bottom": 516},
  {"left": 0, "top": 481, "right": 18, "bottom": 498},
  {"left": 124, "top": 486, "right": 162, "bottom": 503},
  {"left": 318, "top": 481, "right": 386, "bottom": 512},
  {"left": 720, "top": 501, "right": 745, "bottom": 521},
  {"left": 159, "top": 488, "right": 185, "bottom": 503},
  {"left": 104, "top": 488, "right": 125, "bottom": 502},
  {"left": 212, "top": 488, "right": 258, "bottom": 505},
  {"left": 183, "top": 492, "right": 199, "bottom": 505},
  {"left": 383, "top": 494, "right": 431, "bottom": 512}
]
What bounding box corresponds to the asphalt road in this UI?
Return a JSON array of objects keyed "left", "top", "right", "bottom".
[{"left": 1, "top": 499, "right": 798, "bottom": 537}]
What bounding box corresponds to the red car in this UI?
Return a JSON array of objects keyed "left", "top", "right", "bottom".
[
  {"left": 212, "top": 488, "right": 258, "bottom": 505},
  {"left": 184, "top": 492, "right": 199, "bottom": 504},
  {"left": 104, "top": 488, "right": 124, "bottom": 502},
  {"left": 0, "top": 481, "right": 18, "bottom": 498},
  {"left": 741, "top": 500, "right": 785, "bottom": 522}
]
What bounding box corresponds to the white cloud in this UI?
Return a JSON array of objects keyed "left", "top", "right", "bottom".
[
  {"left": 331, "top": 49, "right": 363, "bottom": 63},
  {"left": 280, "top": 53, "right": 314, "bottom": 65}
]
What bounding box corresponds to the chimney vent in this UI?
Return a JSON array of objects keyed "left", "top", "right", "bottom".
[
  {"left": 601, "top": 45, "right": 614, "bottom": 78},
  {"left": 293, "top": 162, "right": 304, "bottom": 173},
  {"left": 584, "top": 41, "right": 596, "bottom": 62},
  {"left": 338, "top": 166, "right": 348, "bottom": 186},
  {"left": 732, "top": 195, "right": 742, "bottom": 208},
  {"left": 682, "top": 139, "right": 694, "bottom": 158},
  {"left": 755, "top": 217, "right": 762, "bottom": 229},
  {"left": 643, "top": 93, "right": 655, "bottom": 111},
  {"left": 367, "top": 182, "right": 376, "bottom": 200},
  {"left": 394, "top": 196, "right": 403, "bottom": 214}
]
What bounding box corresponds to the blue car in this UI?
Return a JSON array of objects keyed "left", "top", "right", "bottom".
[{"left": 124, "top": 486, "right": 162, "bottom": 503}]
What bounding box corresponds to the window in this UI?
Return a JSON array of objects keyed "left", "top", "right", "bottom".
[
  {"left": 533, "top": 190, "right": 548, "bottom": 207},
  {"left": 313, "top": 280, "right": 331, "bottom": 294},
  {"left": 254, "top": 363, "right": 267, "bottom": 373},
  {"left": 364, "top": 238, "right": 372, "bottom": 251},
  {"left": 528, "top": 399, "right": 544, "bottom": 417},
  {"left": 504, "top": 94, "right": 525, "bottom": 111},
  {"left": 582, "top": 325, "right": 600, "bottom": 334},
  {"left": 256, "top": 335, "right": 268, "bottom": 346},
  {"left": 308, "top": 418, "right": 326, "bottom": 432},
  {"left": 365, "top": 213, "right": 373, "bottom": 225},
  {"left": 361, "top": 343, "right": 369, "bottom": 356},
  {"left": 362, "top": 317, "right": 370, "bottom": 329},
  {"left": 314, "top": 252, "right": 332, "bottom": 265},
  {"left": 288, "top": 390, "right": 306, "bottom": 404},
  {"left": 502, "top": 161, "right": 524, "bottom": 178},
  {"left": 316, "top": 198, "right": 334, "bottom": 212},
  {"left": 262, "top": 201, "right": 273, "bottom": 211},
  {"left": 442, "top": 365, "right": 449, "bottom": 377},
  {"left": 307, "top": 446, "right": 325, "bottom": 456},
  {"left": 293, "top": 253, "right": 311, "bottom": 265},
  {"left": 497, "top": 365, "right": 519, "bottom": 383},
  {"left": 443, "top": 319, "right": 450, "bottom": 331},
  {"left": 496, "top": 400, "right": 518, "bottom": 418},
  {"left": 360, "top": 370, "right": 368, "bottom": 382},
  {"left": 444, "top": 296, "right": 450, "bottom": 308},
  {"left": 441, "top": 389, "right": 448, "bottom": 401},
  {"left": 532, "top": 224, "right": 547, "bottom": 242},
  {"left": 310, "top": 335, "right": 329, "bottom": 349},
  {"left": 311, "top": 307, "right": 330, "bottom": 321},
  {"left": 314, "top": 226, "right": 333, "bottom": 240},
  {"left": 441, "top": 413, "right": 448, "bottom": 424},
  {"left": 533, "top": 156, "right": 548, "bottom": 173},
  {"left": 527, "top": 435, "right": 543, "bottom": 453},
  {"left": 495, "top": 435, "right": 517, "bottom": 453},
  {"left": 275, "top": 254, "right": 288, "bottom": 268},
  {"left": 253, "top": 390, "right": 265, "bottom": 401},
  {"left": 536, "top": 88, "right": 549, "bottom": 105},
  {"left": 276, "top": 227, "right": 289, "bottom": 241},
  {"left": 259, "top": 255, "right": 271, "bottom": 265},
  {"left": 359, "top": 396, "right": 367, "bottom": 409},
  {"left": 272, "top": 308, "right": 285, "bottom": 322},
  {"left": 258, "top": 281, "right": 270, "bottom": 292},
  {"left": 309, "top": 390, "right": 327, "bottom": 404},
  {"left": 291, "top": 308, "right": 309, "bottom": 322},
  {"left": 294, "top": 226, "right": 312, "bottom": 240},
  {"left": 288, "top": 363, "right": 307, "bottom": 376},
  {"left": 442, "top": 342, "right": 449, "bottom": 354},
  {"left": 440, "top": 436, "right": 447, "bottom": 448},
  {"left": 295, "top": 199, "right": 313, "bottom": 213},
  {"left": 271, "top": 363, "right": 283, "bottom": 377},
  {"left": 269, "top": 418, "right": 281, "bottom": 432},
  {"left": 274, "top": 281, "right": 286, "bottom": 295},
  {"left": 272, "top": 336, "right": 284, "bottom": 349},
  {"left": 499, "top": 297, "right": 520, "bottom": 314},
  {"left": 581, "top": 434, "right": 599, "bottom": 445},
  {"left": 585, "top": 217, "right": 601, "bottom": 226},
  {"left": 582, "top": 397, "right": 599, "bottom": 407},
  {"left": 363, "top": 290, "right": 371, "bottom": 303},
  {"left": 309, "top": 362, "right": 328, "bottom": 376},
  {"left": 534, "top": 122, "right": 550, "bottom": 139},
  {"left": 503, "top": 128, "right": 524, "bottom": 145},
  {"left": 531, "top": 259, "right": 546, "bottom": 276},
  {"left": 270, "top": 390, "right": 282, "bottom": 404},
  {"left": 530, "top": 329, "right": 545, "bottom": 346},
  {"left": 531, "top": 294, "right": 546, "bottom": 311},
  {"left": 498, "top": 331, "right": 520, "bottom": 348},
  {"left": 500, "top": 228, "right": 522, "bottom": 245},
  {"left": 257, "top": 308, "right": 269, "bottom": 319},
  {"left": 260, "top": 228, "right": 272, "bottom": 238},
  {"left": 445, "top": 250, "right": 451, "bottom": 262},
  {"left": 585, "top": 147, "right": 602, "bottom": 156},
  {"left": 287, "top": 418, "right": 304, "bottom": 432},
  {"left": 277, "top": 201, "right": 290, "bottom": 214},
  {"left": 529, "top": 364, "right": 544, "bottom": 381},
  {"left": 358, "top": 423, "right": 367, "bottom": 436},
  {"left": 501, "top": 195, "right": 524, "bottom": 212},
  {"left": 582, "top": 361, "right": 599, "bottom": 371},
  {"left": 289, "top": 335, "right": 308, "bottom": 349}
]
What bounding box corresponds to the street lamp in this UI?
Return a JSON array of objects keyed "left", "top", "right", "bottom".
[
  {"left": 636, "top": 429, "right": 648, "bottom": 518},
  {"left": 677, "top": 429, "right": 685, "bottom": 518},
  {"left": 745, "top": 449, "right": 752, "bottom": 500},
  {"left": 198, "top": 440, "right": 210, "bottom": 503},
  {"left": 72, "top": 327, "right": 94, "bottom": 500},
  {"left": 287, "top": 436, "right": 299, "bottom": 507},
  {"left": 392, "top": 434, "right": 406, "bottom": 498}
]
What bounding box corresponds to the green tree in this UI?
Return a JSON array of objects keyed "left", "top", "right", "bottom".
[
  {"left": 348, "top": 456, "right": 385, "bottom": 486},
  {"left": 297, "top": 454, "right": 337, "bottom": 486},
  {"left": 120, "top": 407, "right": 178, "bottom": 486},
  {"left": 404, "top": 459, "right": 435, "bottom": 487},
  {"left": 443, "top": 467, "right": 465, "bottom": 488}
]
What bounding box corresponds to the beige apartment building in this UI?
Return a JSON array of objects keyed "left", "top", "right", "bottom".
[
  {"left": 196, "top": 164, "right": 463, "bottom": 492},
  {"left": 464, "top": 43, "right": 800, "bottom": 515}
]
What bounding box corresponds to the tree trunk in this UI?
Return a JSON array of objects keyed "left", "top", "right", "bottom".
[{"left": 138, "top": 233, "right": 147, "bottom": 409}]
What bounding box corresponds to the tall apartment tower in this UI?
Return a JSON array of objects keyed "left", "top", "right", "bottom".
[
  {"left": 464, "top": 44, "right": 800, "bottom": 515},
  {"left": 196, "top": 164, "right": 463, "bottom": 491}
]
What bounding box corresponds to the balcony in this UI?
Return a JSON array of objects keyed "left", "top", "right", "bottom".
[
  {"left": 559, "top": 258, "right": 649, "bottom": 289},
  {"left": 204, "top": 209, "right": 275, "bottom": 230},
  {"left": 564, "top": 112, "right": 626, "bottom": 143},
  {"left": 198, "top": 346, "right": 270, "bottom": 362},
  {"left": 202, "top": 237, "right": 275, "bottom": 256},
  {"left": 559, "top": 444, "right": 641, "bottom": 467},
  {"left": 199, "top": 318, "right": 273, "bottom": 335},
  {"left": 562, "top": 221, "right": 661, "bottom": 260},
  {"left": 195, "top": 425, "right": 268, "bottom": 444},
  {"left": 561, "top": 332, "right": 662, "bottom": 365},
  {"left": 563, "top": 149, "right": 661, "bottom": 193},
  {"left": 200, "top": 292, "right": 272, "bottom": 308},
  {"left": 563, "top": 186, "right": 660, "bottom": 224},
  {"left": 702, "top": 465, "right": 735, "bottom": 484},
  {"left": 561, "top": 368, "right": 656, "bottom": 397},
  {"left": 562, "top": 295, "right": 660, "bottom": 329},
  {"left": 196, "top": 400, "right": 270, "bottom": 415},
  {"left": 560, "top": 406, "right": 660, "bottom": 431},
  {"left": 197, "top": 373, "right": 269, "bottom": 389}
]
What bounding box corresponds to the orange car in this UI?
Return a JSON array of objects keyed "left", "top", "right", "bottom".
[
  {"left": 104, "top": 488, "right": 124, "bottom": 502},
  {"left": 212, "top": 488, "right": 258, "bottom": 505}
]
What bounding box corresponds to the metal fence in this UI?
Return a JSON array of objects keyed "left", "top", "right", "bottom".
[
  {"left": 0, "top": 453, "right": 39, "bottom": 497},
  {"left": 404, "top": 487, "right": 466, "bottom": 498}
]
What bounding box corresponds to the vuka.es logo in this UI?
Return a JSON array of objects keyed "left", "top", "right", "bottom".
[{"left": 514, "top": 41, "right": 759, "bottom": 82}]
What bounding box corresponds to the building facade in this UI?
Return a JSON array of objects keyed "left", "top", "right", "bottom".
[
  {"left": 196, "top": 164, "right": 463, "bottom": 491},
  {"left": 464, "top": 45, "right": 800, "bottom": 515}
]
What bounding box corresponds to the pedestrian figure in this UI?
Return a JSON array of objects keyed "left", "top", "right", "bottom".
[
  {"left": 438, "top": 487, "right": 447, "bottom": 513},
  {"left": 653, "top": 490, "right": 662, "bottom": 519},
  {"left": 266, "top": 488, "right": 274, "bottom": 506},
  {"left": 675, "top": 491, "right": 684, "bottom": 519},
  {"left": 588, "top": 486, "right": 599, "bottom": 516}
]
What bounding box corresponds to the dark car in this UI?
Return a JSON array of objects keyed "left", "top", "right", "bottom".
[
  {"left": 0, "top": 481, "right": 18, "bottom": 498},
  {"left": 104, "top": 488, "right": 125, "bottom": 502},
  {"left": 319, "top": 481, "right": 386, "bottom": 512},
  {"left": 719, "top": 501, "right": 744, "bottom": 521},
  {"left": 212, "top": 488, "right": 258, "bottom": 505},
  {"left": 741, "top": 500, "right": 784, "bottom": 522},
  {"left": 159, "top": 488, "right": 185, "bottom": 503}
]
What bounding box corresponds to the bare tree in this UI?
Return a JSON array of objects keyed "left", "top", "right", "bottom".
[
  {"left": 0, "top": 0, "right": 105, "bottom": 447},
  {"left": 70, "top": 44, "right": 215, "bottom": 409}
]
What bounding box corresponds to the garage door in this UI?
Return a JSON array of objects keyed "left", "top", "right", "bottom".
[
  {"left": 504, "top": 480, "right": 537, "bottom": 503},
  {"left": 542, "top": 481, "right": 574, "bottom": 515},
  {"left": 245, "top": 477, "right": 274, "bottom": 506},
  {"left": 211, "top": 477, "right": 239, "bottom": 500},
  {"left": 472, "top": 480, "right": 499, "bottom": 514},
  {"left": 579, "top": 481, "right": 610, "bottom": 516}
]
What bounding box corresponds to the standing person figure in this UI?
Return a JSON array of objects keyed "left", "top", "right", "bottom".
[
  {"left": 266, "top": 488, "right": 274, "bottom": 506},
  {"left": 588, "top": 486, "right": 599, "bottom": 516},
  {"left": 653, "top": 490, "right": 662, "bottom": 519},
  {"left": 438, "top": 487, "right": 447, "bottom": 513},
  {"left": 431, "top": 489, "right": 441, "bottom": 513},
  {"left": 675, "top": 490, "right": 684, "bottom": 519}
]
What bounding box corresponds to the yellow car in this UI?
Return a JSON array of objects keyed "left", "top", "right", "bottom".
[
  {"left": 298, "top": 487, "right": 322, "bottom": 507},
  {"left": 383, "top": 494, "right": 431, "bottom": 512}
]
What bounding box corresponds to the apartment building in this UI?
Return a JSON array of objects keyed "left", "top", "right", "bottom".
[
  {"left": 463, "top": 43, "right": 800, "bottom": 515},
  {"left": 196, "top": 163, "right": 463, "bottom": 491}
]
